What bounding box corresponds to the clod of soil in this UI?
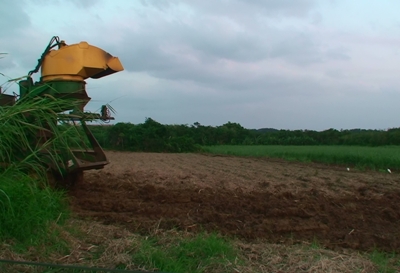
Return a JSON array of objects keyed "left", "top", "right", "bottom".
[{"left": 69, "top": 151, "right": 400, "bottom": 252}]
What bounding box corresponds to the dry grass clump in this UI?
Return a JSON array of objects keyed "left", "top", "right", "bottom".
[
  {"left": 0, "top": 220, "right": 142, "bottom": 272},
  {"left": 2, "top": 219, "right": 397, "bottom": 272},
  {"left": 235, "top": 241, "right": 378, "bottom": 273}
]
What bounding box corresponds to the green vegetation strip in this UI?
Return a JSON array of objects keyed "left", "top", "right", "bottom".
[
  {"left": 132, "top": 232, "right": 239, "bottom": 273},
  {"left": 204, "top": 145, "right": 400, "bottom": 171},
  {"left": 89, "top": 120, "right": 400, "bottom": 153}
]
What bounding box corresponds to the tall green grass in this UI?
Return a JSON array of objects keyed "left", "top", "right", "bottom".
[
  {"left": 0, "top": 94, "right": 83, "bottom": 243},
  {"left": 0, "top": 173, "right": 68, "bottom": 243},
  {"left": 204, "top": 145, "right": 400, "bottom": 170}
]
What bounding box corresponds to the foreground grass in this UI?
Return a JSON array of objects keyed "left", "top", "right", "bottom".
[
  {"left": 132, "top": 232, "right": 239, "bottom": 272},
  {"left": 1, "top": 219, "right": 398, "bottom": 272},
  {"left": 0, "top": 96, "right": 84, "bottom": 245},
  {"left": 370, "top": 250, "right": 400, "bottom": 273},
  {"left": 0, "top": 173, "right": 68, "bottom": 244},
  {"left": 204, "top": 145, "right": 400, "bottom": 171}
]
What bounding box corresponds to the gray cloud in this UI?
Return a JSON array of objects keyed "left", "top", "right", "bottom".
[
  {"left": 2, "top": 0, "right": 399, "bottom": 130},
  {"left": 269, "top": 33, "right": 324, "bottom": 65},
  {"left": 101, "top": 74, "right": 396, "bottom": 131},
  {"left": 69, "top": 0, "right": 100, "bottom": 8},
  {"left": 235, "top": 0, "right": 316, "bottom": 16},
  {"left": 0, "top": 54, "right": 16, "bottom": 71},
  {"left": 139, "top": 0, "right": 171, "bottom": 10},
  {"left": 325, "top": 47, "right": 351, "bottom": 61},
  {"left": 0, "top": 1, "right": 35, "bottom": 72},
  {"left": 0, "top": 1, "right": 30, "bottom": 35},
  {"left": 108, "top": 1, "right": 350, "bottom": 95},
  {"left": 158, "top": 0, "right": 317, "bottom": 19},
  {"left": 32, "top": 0, "right": 101, "bottom": 8}
]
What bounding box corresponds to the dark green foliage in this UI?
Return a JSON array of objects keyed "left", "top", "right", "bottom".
[
  {"left": 90, "top": 118, "right": 203, "bottom": 152},
  {"left": 89, "top": 119, "right": 400, "bottom": 153}
]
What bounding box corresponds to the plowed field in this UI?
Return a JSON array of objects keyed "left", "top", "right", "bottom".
[{"left": 69, "top": 151, "right": 400, "bottom": 252}]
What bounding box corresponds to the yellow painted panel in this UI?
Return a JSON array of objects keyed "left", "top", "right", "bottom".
[{"left": 41, "top": 41, "right": 124, "bottom": 82}]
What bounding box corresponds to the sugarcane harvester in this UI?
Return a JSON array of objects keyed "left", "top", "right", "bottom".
[{"left": 0, "top": 36, "right": 124, "bottom": 187}]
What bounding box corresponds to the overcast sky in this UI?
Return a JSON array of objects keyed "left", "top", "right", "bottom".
[{"left": 1, "top": 0, "right": 400, "bottom": 130}]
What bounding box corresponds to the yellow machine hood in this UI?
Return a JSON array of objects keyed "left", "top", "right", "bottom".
[{"left": 41, "top": 41, "right": 124, "bottom": 82}]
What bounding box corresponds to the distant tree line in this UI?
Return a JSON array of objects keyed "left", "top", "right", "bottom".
[{"left": 87, "top": 118, "right": 400, "bottom": 152}]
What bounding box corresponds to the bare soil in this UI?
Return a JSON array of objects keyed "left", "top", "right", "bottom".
[{"left": 69, "top": 151, "right": 400, "bottom": 252}]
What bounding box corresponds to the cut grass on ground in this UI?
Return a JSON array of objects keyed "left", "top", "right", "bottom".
[
  {"left": 1, "top": 219, "right": 398, "bottom": 273},
  {"left": 204, "top": 145, "right": 400, "bottom": 171}
]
